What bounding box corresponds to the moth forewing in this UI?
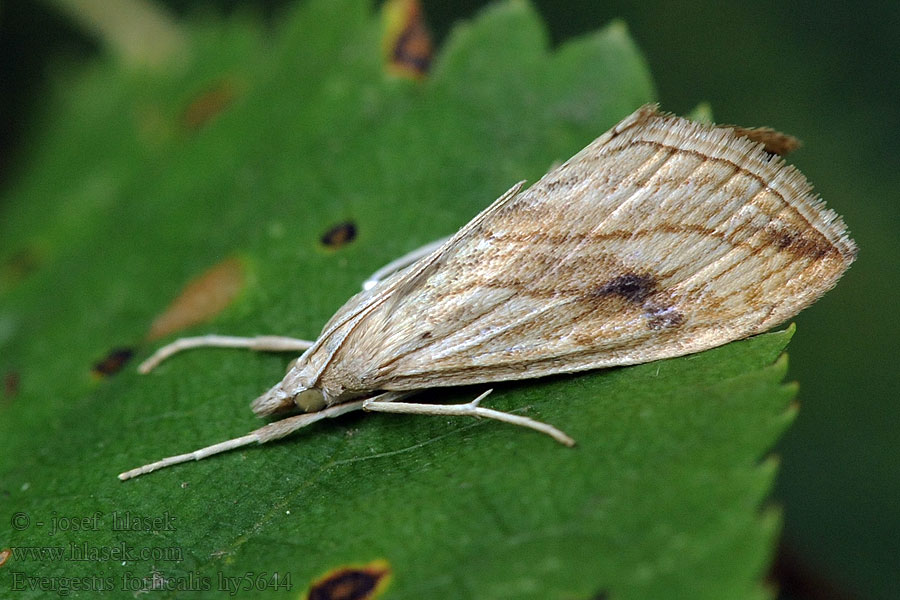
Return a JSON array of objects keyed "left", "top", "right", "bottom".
[
  {"left": 316, "top": 106, "right": 855, "bottom": 392},
  {"left": 122, "top": 105, "right": 856, "bottom": 480}
]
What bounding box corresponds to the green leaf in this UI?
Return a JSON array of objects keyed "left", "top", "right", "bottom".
[{"left": 0, "top": 1, "right": 795, "bottom": 598}]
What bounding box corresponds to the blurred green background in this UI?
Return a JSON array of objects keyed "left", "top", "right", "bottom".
[{"left": 1, "top": 1, "right": 896, "bottom": 598}]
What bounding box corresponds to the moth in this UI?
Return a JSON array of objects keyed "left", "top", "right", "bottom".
[{"left": 119, "top": 105, "right": 856, "bottom": 480}]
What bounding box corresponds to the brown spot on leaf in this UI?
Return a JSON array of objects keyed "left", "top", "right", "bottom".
[
  {"left": 1, "top": 246, "right": 43, "bottom": 289},
  {"left": 0, "top": 548, "right": 10, "bottom": 568},
  {"left": 305, "top": 559, "right": 391, "bottom": 600},
  {"left": 181, "top": 79, "right": 239, "bottom": 132},
  {"left": 147, "top": 257, "right": 245, "bottom": 341},
  {"left": 382, "top": 0, "right": 432, "bottom": 79},
  {"left": 730, "top": 126, "right": 801, "bottom": 157},
  {"left": 321, "top": 222, "right": 358, "bottom": 249},
  {"left": 3, "top": 371, "right": 19, "bottom": 399},
  {"left": 92, "top": 348, "right": 134, "bottom": 377}
]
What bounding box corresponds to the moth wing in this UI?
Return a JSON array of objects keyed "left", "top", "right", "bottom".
[{"left": 323, "top": 106, "right": 856, "bottom": 393}]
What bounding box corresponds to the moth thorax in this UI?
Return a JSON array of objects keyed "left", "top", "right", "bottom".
[{"left": 294, "top": 388, "right": 327, "bottom": 413}]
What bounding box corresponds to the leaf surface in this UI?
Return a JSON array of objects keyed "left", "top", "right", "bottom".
[{"left": 0, "top": 2, "right": 794, "bottom": 598}]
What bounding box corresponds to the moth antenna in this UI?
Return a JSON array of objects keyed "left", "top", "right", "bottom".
[
  {"left": 138, "top": 335, "right": 315, "bottom": 374},
  {"left": 117, "top": 433, "right": 260, "bottom": 480},
  {"left": 118, "top": 399, "right": 368, "bottom": 480}
]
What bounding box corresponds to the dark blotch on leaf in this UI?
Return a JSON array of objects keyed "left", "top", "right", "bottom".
[
  {"left": 392, "top": 22, "right": 432, "bottom": 75},
  {"left": 92, "top": 348, "right": 134, "bottom": 377},
  {"left": 382, "top": 0, "right": 433, "bottom": 79},
  {"left": 306, "top": 560, "right": 391, "bottom": 600},
  {"left": 321, "top": 221, "right": 358, "bottom": 249}
]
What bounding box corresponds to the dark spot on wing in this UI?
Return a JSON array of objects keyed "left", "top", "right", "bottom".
[
  {"left": 543, "top": 174, "right": 580, "bottom": 193},
  {"left": 763, "top": 224, "right": 832, "bottom": 259},
  {"left": 594, "top": 273, "right": 657, "bottom": 304},
  {"left": 92, "top": 347, "right": 134, "bottom": 377},
  {"left": 591, "top": 272, "right": 685, "bottom": 330},
  {"left": 321, "top": 221, "right": 358, "bottom": 249},
  {"left": 306, "top": 560, "right": 391, "bottom": 600},
  {"left": 646, "top": 307, "right": 684, "bottom": 330}
]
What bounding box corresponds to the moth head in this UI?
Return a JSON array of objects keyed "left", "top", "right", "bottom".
[{"left": 250, "top": 356, "right": 328, "bottom": 416}]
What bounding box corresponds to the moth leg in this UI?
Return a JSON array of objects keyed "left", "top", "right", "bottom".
[
  {"left": 363, "top": 389, "right": 576, "bottom": 446},
  {"left": 118, "top": 397, "right": 381, "bottom": 480},
  {"left": 138, "top": 335, "right": 315, "bottom": 374},
  {"left": 362, "top": 236, "right": 449, "bottom": 290}
]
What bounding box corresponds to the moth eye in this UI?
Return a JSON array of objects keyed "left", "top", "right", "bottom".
[{"left": 294, "top": 388, "right": 326, "bottom": 413}]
